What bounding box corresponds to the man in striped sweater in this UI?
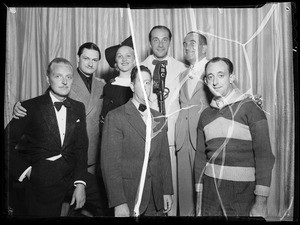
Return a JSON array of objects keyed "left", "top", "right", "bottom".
[{"left": 194, "top": 57, "right": 275, "bottom": 217}]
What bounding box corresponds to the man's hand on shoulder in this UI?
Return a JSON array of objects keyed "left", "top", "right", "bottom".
[{"left": 13, "top": 101, "right": 27, "bottom": 119}]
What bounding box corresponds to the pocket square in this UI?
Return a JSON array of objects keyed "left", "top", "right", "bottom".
[{"left": 76, "top": 119, "right": 80, "bottom": 122}]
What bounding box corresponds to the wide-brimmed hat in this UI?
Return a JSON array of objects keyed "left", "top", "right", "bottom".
[{"left": 105, "top": 36, "right": 133, "bottom": 68}]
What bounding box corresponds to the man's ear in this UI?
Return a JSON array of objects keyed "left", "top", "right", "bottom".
[
  {"left": 129, "top": 82, "right": 134, "bottom": 92},
  {"left": 229, "top": 73, "right": 236, "bottom": 83},
  {"left": 202, "top": 45, "right": 207, "bottom": 54},
  {"left": 46, "top": 75, "right": 50, "bottom": 85}
]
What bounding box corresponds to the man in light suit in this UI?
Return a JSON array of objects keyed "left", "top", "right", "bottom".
[
  {"left": 101, "top": 65, "right": 173, "bottom": 217},
  {"left": 5, "top": 58, "right": 102, "bottom": 217},
  {"left": 141, "top": 25, "right": 187, "bottom": 216},
  {"left": 175, "top": 32, "right": 212, "bottom": 216}
]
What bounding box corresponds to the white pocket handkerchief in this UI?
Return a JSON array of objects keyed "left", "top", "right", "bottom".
[
  {"left": 76, "top": 119, "right": 80, "bottom": 122},
  {"left": 46, "top": 154, "right": 62, "bottom": 161}
]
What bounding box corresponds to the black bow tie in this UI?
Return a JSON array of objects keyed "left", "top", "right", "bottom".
[
  {"left": 138, "top": 104, "right": 147, "bottom": 112},
  {"left": 54, "top": 100, "right": 71, "bottom": 111},
  {"left": 152, "top": 59, "right": 168, "bottom": 66}
]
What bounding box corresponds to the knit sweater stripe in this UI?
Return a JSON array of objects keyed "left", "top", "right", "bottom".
[{"left": 203, "top": 117, "right": 251, "bottom": 142}]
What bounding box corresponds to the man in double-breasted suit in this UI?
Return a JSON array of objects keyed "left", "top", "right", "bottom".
[
  {"left": 101, "top": 65, "right": 173, "bottom": 217},
  {"left": 175, "top": 32, "right": 212, "bottom": 216},
  {"left": 5, "top": 58, "right": 102, "bottom": 217}
]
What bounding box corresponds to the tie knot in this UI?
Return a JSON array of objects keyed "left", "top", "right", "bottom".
[
  {"left": 215, "top": 98, "right": 224, "bottom": 108},
  {"left": 54, "top": 100, "right": 71, "bottom": 111},
  {"left": 152, "top": 59, "right": 168, "bottom": 66},
  {"left": 138, "top": 104, "right": 147, "bottom": 112}
]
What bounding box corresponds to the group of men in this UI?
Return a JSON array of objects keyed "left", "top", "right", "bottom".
[{"left": 5, "top": 25, "right": 275, "bottom": 218}]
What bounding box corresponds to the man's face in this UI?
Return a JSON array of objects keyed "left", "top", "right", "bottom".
[
  {"left": 205, "top": 60, "right": 234, "bottom": 97},
  {"left": 115, "top": 46, "right": 136, "bottom": 72},
  {"left": 47, "top": 63, "right": 73, "bottom": 100},
  {"left": 183, "top": 33, "right": 206, "bottom": 65},
  {"left": 130, "top": 71, "right": 152, "bottom": 104},
  {"left": 78, "top": 48, "right": 100, "bottom": 75},
  {"left": 150, "top": 28, "right": 170, "bottom": 59}
]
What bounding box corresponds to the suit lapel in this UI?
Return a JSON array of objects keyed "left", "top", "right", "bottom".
[
  {"left": 125, "top": 101, "right": 146, "bottom": 140},
  {"left": 71, "top": 71, "right": 90, "bottom": 108},
  {"left": 86, "top": 76, "right": 102, "bottom": 113},
  {"left": 190, "top": 80, "right": 204, "bottom": 99},
  {"left": 62, "top": 100, "right": 78, "bottom": 148},
  {"left": 180, "top": 70, "right": 190, "bottom": 101},
  {"left": 40, "top": 92, "right": 62, "bottom": 147}
]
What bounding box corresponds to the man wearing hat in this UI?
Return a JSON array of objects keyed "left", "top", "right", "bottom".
[{"left": 141, "top": 25, "right": 187, "bottom": 216}]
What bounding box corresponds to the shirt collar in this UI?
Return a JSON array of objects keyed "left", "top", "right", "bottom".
[
  {"left": 190, "top": 57, "right": 208, "bottom": 71},
  {"left": 77, "top": 67, "right": 93, "bottom": 78},
  {"left": 152, "top": 54, "right": 170, "bottom": 62},
  {"left": 210, "top": 87, "right": 247, "bottom": 109},
  {"left": 49, "top": 90, "right": 66, "bottom": 103},
  {"left": 131, "top": 98, "right": 141, "bottom": 110}
]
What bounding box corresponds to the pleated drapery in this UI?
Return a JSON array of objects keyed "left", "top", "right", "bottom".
[{"left": 4, "top": 3, "right": 295, "bottom": 220}]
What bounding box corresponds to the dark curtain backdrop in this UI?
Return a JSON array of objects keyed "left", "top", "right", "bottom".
[{"left": 4, "top": 3, "right": 295, "bottom": 220}]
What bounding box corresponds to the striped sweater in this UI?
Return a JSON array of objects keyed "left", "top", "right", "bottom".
[{"left": 194, "top": 89, "right": 275, "bottom": 197}]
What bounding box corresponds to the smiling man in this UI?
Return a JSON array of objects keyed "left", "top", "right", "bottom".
[
  {"left": 175, "top": 31, "right": 212, "bottom": 216},
  {"left": 194, "top": 57, "right": 275, "bottom": 217},
  {"left": 141, "top": 25, "right": 187, "bottom": 216}
]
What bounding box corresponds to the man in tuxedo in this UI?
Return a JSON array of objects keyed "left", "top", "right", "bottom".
[
  {"left": 12, "top": 42, "right": 109, "bottom": 215},
  {"left": 101, "top": 65, "right": 173, "bottom": 217},
  {"left": 141, "top": 25, "right": 187, "bottom": 216},
  {"left": 13, "top": 42, "right": 105, "bottom": 175},
  {"left": 5, "top": 58, "right": 102, "bottom": 217}
]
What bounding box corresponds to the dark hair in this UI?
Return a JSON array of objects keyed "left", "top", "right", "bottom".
[
  {"left": 47, "top": 57, "right": 73, "bottom": 76},
  {"left": 77, "top": 42, "right": 101, "bottom": 60},
  {"left": 205, "top": 57, "right": 234, "bottom": 75},
  {"left": 130, "top": 65, "right": 152, "bottom": 83},
  {"left": 149, "top": 25, "right": 172, "bottom": 42},
  {"left": 186, "top": 31, "right": 207, "bottom": 46}
]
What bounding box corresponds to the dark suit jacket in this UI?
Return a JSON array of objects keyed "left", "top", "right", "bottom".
[
  {"left": 101, "top": 100, "right": 173, "bottom": 215},
  {"left": 5, "top": 90, "right": 89, "bottom": 187}
]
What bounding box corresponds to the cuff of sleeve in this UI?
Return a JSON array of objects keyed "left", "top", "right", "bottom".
[
  {"left": 254, "top": 185, "right": 270, "bottom": 197},
  {"left": 195, "top": 183, "right": 203, "bottom": 192},
  {"left": 18, "top": 166, "right": 32, "bottom": 182},
  {"left": 74, "top": 180, "right": 86, "bottom": 187}
]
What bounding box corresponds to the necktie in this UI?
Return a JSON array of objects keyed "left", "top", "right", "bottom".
[
  {"left": 54, "top": 100, "right": 71, "bottom": 111},
  {"left": 215, "top": 98, "right": 224, "bottom": 108},
  {"left": 152, "top": 60, "right": 168, "bottom": 93},
  {"left": 86, "top": 76, "right": 92, "bottom": 93},
  {"left": 138, "top": 104, "right": 147, "bottom": 112}
]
